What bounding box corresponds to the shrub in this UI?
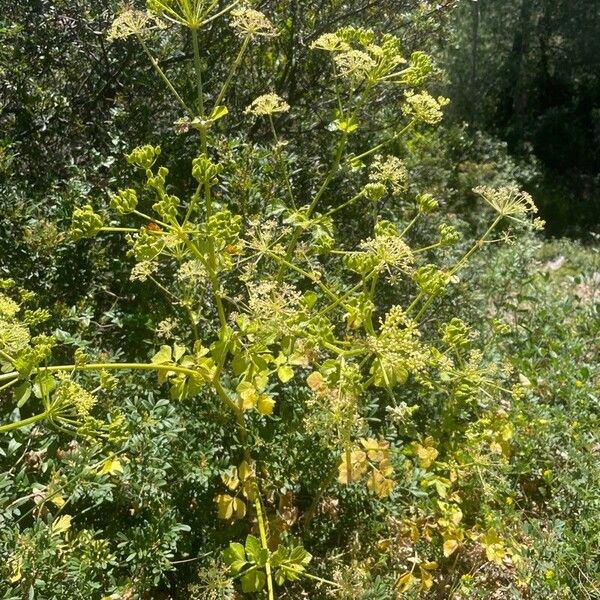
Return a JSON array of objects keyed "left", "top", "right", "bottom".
[{"left": 0, "top": 2, "right": 545, "bottom": 598}]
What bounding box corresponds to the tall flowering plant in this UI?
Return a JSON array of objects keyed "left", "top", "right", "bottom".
[{"left": 0, "top": 2, "right": 543, "bottom": 596}]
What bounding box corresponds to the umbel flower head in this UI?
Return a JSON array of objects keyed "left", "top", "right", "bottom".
[
  {"left": 474, "top": 186, "right": 539, "bottom": 218},
  {"left": 334, "top": 49, "right": 376, "bottom": 81},
  {"left": 230, "top": 7, "right": 277, "bottom": 38},
  {"left": 402, "top": 91, "right": 449, "bottom": 125},
  {"left": 53, "top": 380, "right": 97, "bottom": 418},
  {"left": 369, "top": 155, "right": 408, "bottom": 195},
  {"left": 245, "top": 93, "right": 290, "bottom": 117},
  {"left": 107, "top": 7, "right": 159, "bottom": 41},
  {"left": 310, "top": 32, "right": 350, "bottom": 52}
]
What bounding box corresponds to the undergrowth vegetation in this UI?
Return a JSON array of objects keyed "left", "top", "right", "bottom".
[{"left": 0, "top": 2, "right": 597, "bottom": 599}]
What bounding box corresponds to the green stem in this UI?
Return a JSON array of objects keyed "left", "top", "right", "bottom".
[
  {"left": 191, "top": 27, "right": 205, "bottom": 117},
  {"left": 405, "top": 291, "right": 424, "bottom": 315},
  {"left": 413, "top": 241, "right": 441, "bottom": 254},
  {"left": 277, "top": 85, "right": 374, "bottom": 282},
  {"left": 0, "top": 349, "right": 15, "bottom": 366},
  {"left": 399, "top": 213, "right": 420, "bottom": 238},
  {"left": 325, "top": 191, "right": 365, "bottom": 217},
  {"left": 179, "top": 235, "right": 227, "bottom": 331},
  {"left": 213, "top": 34, "right": 251, "bottom": 110},
  {"left": 321, "top": 341, "right": 366, "bottom": 357},
  {"left": 0, "top": 411, "right": 47, "bottom": 433},
  {"left": 183, "top": 183, "right": 203, "bottom": 226},
  {"left": 351, "top": 120, "right": 416, "bottom": 164},
  {"left": 99, "top": 226, "right": 141, "bottom": 233},
  {"left": 276, "top": 130, "right": 349, "bottom": 282},
  {"left": 268, "top": 114, "right": 296, "bottom": 209},
  {"left": 255, "top": 496, "right": 275, "bottom": 600},
  {"left": 137, "top": 34, "right": 192, "bottom": 116},
  {"left": 292, "top": 566, "right": 342, "bottom": 588},
  {"left": 450, "top": 216, "right": 502, "bottom": 277},
  {"left": 201, "top": 0, "right": 242, "bottom": 27},
  {"left": 265, "top": 251, "right": 340, "bottom": 303},
  {"left": 0, "top": 378, "right": 19, "bottom": 393},
  {"left": 311, "top": 273, "right": 374, "bottom": 321},
  {"left": 133, "top": 210, "right": 171, "bottom": 229},
  {"left": 412, "top": 216, "right": 504, "bottom": 324}
]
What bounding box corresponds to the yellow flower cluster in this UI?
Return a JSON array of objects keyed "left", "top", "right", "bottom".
[
  {"left": 369, "top": 155, "right": 409, "bottom": 195},
  {"left": 474, "top": 186, "right": 538, "bottom": 218},
  {"left": 402, "top": 91, "right": 450, "bottom": 125},
  {"left": 334, "top": 49, "right": 376, "bottom": 81},
  {"left": 107, "top": 8, "right": 158, "bottom": 41},
  {"left": 230, "top": 7, "right": 277, "bottom": 38},
  {"left": 53, "top": 380, "right": 97, "bottom": 418},
  {"left": 245, "top": 93, "right": 290, "bottom": 117}
]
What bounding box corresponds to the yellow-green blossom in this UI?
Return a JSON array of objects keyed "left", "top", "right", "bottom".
[
  {"left": 230, "top": 7, "right": 277, "bottom": 38},
  {"left": 334, "top": 49, "right": 376, "bottom": 81},
  {"left": 369, "top": 155, "right": 408, "bottom": 195},
  {"left": 107, "top": 8, "right": 158, "bottom": 41},
  {"left": 245, "top": 93, "right": 290, "bottom": 116},
  {"left": 403, "top": 91, "right": 449, "bottom": 125}
]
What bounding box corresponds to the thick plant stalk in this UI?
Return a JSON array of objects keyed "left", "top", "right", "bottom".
[{"left": 255, "top": 497, "right": 275, "bottom": 600}]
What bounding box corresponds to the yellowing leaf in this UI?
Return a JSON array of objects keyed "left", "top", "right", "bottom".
[
  {"left": 221, "top": 468, "right": 240, "bottom": 491},
  {"left": 215, "top": 494, "right": 246, "bottom": 521},
  {"left": 49, "top": 494, "right": 66, "bottom": 508},
  {"left": 443, "top": 538, "right": 459, "bottom": 557},
  {"left": 361, "top": 437, "right": 390, "bottom": 461},
  {"left": 434, "top": 479, "right": 448, "bottom": 498},
  {"left": 51, "top": 514, "right": 72, "bottom": 536},
  {"left": 337, "top": 450, "right": 367, "bottom": 484},
  {"left": 367, "top": 470, "right": 396, "bottom": 498},
  {"left": 419, "top": 565, "right": 434, "bottom": 590},
  {"left": 378, "top": 458, "right": 393, "bottom": 477},
  {"left": 482, "top": 529, "right": 506, "bottom": 563},
  {"left": 257, "top": 394, "right": 275, "bottom": 416},
  {"left": 414, "top": 443, "right": 439, "bottom": 469},
  {"left": 242, "top": 478, "right": 258, "bottom": 501},
  {"left": 485, "top": 543, "right": 506, "bottom": 563},
  {"left": 99, "top": 455, "right": 123, "bottom": 476},
  {"left": 238, "top": 460, "right": 253, "bottom": 482},
  {"left": 151, "top": 345, "right": 172, "bottom": 364},
  {"left": 306, "top": 371, "right": 326, "bottom": 392},
  {"left": 277, "top": 364, "right": 294, "bottom": 383},
  {"left": 254, "top": 370, "right": 269, "bottom": 391},
  {"left": 8, "top": 559, "right": 22, "bottom": 583},
  {"left": 396, "top": 571, "right": 417, "bottom": 593},
  {"left": 237, "top": 381, "right": 258, "bottom": 410}
]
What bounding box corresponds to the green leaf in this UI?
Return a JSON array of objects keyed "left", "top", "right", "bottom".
[
  {"left": 222, "top": 542, "right": 246, "bottom": 567},
  {"left": 303, "top": 291, "right": 319, "bottom": 309},
  {"left": 210, "top": 339, "right": 229, "bottom": 365},
  {"left": 209, "top": 105, "right": 229, "bottom": 122},
  {"left": 289, "top": 546, "right": 312, "bottom": 567},
  {"left": 33, "top": 372, "right": 55, "bottom": 399},
  {"left": 151, "top": 345, "right": 172, "bottom": 365},
  {"left": 274, "top": 569, "right": 287, "bottom": 586},
  {"left": 14, "top": 381, "right": 31, "bottom": 408},
  {"left": 232, "top": 352, "right": 248, "bottom": 377},
  {"left": 270, "top": 548, "right": 285, "bottom": 568},
  {"left": 172, "top": 344, "right": 186, "bottom": 362},
  {"left": 277, "top": 364, "right": 294, "bottom": 383},
  {"left": 245, "top": 535, "right": 268, "bottom": 566},
  {"left": 241, "top": 569, "right": 266, "bottom": 593}
]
